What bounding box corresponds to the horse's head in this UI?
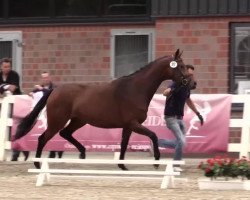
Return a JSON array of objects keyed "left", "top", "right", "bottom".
[{"left": 167, "top": 49, "right": 196, "bottom": 89}]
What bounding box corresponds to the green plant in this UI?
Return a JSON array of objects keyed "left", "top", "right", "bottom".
[{"left": 198, "top": 156, "right": 250, "bottom": 180}]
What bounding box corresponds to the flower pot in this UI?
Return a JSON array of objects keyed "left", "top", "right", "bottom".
[{"left": 198, "top": 178, "right": 250, "bottom": 190}]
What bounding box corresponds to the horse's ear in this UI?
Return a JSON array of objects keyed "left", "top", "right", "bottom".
[
  {"left": 174, "top": 49, "right": 180, "bottom": 60},
  {"left": 179, "top": 50, "right": 183, "bottom": 58}
]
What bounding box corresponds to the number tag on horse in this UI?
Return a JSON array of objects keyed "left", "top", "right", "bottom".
[{"left": 170, "top": 61, "right": 177, "bottom": 68}]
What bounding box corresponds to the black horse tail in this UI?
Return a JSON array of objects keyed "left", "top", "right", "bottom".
[{"left": 14, "top": 89, "right": 54, "bottom": 141}]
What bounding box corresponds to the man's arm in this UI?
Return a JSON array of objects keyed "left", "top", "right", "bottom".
[
  {"left": 9, "top": 71, "right": 20, "bottom": 86},
  {"left": 186, "top": 98, "right": 204, "bottom": 125},
  {"left": 186, "top": 98, "right": 199, "bottom": 113},
  {"left": 7, "top": 71, "right": 20, "bottom": 93},
  {"left": 163, "top": 81, "right": 176, "bottom": 96}
]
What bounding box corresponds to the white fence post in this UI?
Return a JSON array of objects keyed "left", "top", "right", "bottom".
[
  {"left": 239, "top": 96, "right": 250, "bottom": 158},
  {"left": 228, "top": 95, "right": 250, "bottom": 158},
  {"left": 0, "top": 95, "right": 14, "bottom": 161}
]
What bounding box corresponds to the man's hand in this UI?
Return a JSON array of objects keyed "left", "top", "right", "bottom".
[
  {"left": 163, "top": 88, "right": 171, "bottom": 96},
  {"left": 8, "top": 85, "right": 17, "bottom": 93},
  {"left": 34, "top": 85, "right": 43, "bottom": 90},
  {"left": 196, "top": 112, "right": 204, "bottom": 125}
]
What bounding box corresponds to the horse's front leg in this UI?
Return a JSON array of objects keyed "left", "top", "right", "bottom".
[
  {"left": 129, "top": 121, "right": 160, "bottom": 169},
  {"left": 118, "top": 128, "right": 132, "bottom": 170}
]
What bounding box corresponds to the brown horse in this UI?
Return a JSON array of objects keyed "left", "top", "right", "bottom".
[{"left": 14, "top": 49, "right": 194, "bottom": 170}]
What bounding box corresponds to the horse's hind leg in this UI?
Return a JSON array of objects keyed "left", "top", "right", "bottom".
[
  {"left": 59, "top": 118, "right": 86, "bottom": 159},
  {"left": 118, "top": 128, "right": 132, "bottom": 171},
  {"left": 34, "top": 130, "right": 55, "bottom": 169}
]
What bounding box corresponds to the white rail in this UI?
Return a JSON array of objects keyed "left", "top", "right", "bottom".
[{"left": 28, "top": 157, "right": 185, "bottom": 188}]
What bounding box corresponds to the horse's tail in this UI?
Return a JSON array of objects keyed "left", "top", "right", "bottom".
[{"left": 14, "top": 89, "right": 53, "bottom": 141}]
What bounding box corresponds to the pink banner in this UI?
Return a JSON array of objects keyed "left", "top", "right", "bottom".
[{"left": 11, "top": 94, "right": 232, "bottom": 153}]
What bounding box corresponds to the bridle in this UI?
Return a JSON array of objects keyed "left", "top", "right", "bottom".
[
  {"left": 179, "top": 70, "right": 189, "bottom": 86},
  {"left": 166, "top": 60, "right": 191, "bottom": 102},
  {"left": 170, "top": 60, "right": 190, "bottom": 87}
]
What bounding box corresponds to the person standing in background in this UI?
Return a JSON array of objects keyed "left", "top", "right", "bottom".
[
  {"left": 29, "top": 71, "right": 64, "bottom": 159},
  {"left": 0, "top": 57, "right": 29, "bottom": 161},
  {"left": 0, "top": 58, "right": 21, "bottom": 95}
]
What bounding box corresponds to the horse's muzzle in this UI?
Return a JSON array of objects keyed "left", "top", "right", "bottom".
[{"left": 190, "top": 81, "right": 197, "bottom": 90}]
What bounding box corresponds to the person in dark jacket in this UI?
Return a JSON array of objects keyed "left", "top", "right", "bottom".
[
  {"left": 0, "top": 57, "right": 29, "bottom": 161},
  {"left": 29, "top": 71, "right": 64, "bottom": 159},
  {"left": 0, "top": 58, "right": 22, "bottom": 95}
]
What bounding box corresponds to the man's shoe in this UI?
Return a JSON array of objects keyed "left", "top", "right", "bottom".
[
  {"left": 173, "top": 167, "right": 183, "bottom": 172},
  {"left": 11, "top": 157, "right": 18, "bottom": 161}
]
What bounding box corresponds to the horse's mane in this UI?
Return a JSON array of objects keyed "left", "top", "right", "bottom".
[{"left": 117, "top": 55, "right": 171, "bottom": 80}]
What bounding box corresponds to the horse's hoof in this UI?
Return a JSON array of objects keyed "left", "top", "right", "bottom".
[
  {"left": 118, "top": 164, "right": 128, "bottom": 171},
  {"left": 154, "top": 164, "right": 159, "bottom": 169},
  {"left": 79, "top": 152, "right": 85, "bottom": 159},
  {"left": 34, "top": 162, "right": 40, "bottom": 169}
]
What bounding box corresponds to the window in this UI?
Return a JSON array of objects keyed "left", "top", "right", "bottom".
[
  {"left": 0, "top": 0, "right": 150, "bottom": 24},
  {"left": 0, "top": 0, "right": 3, "bottom": 18},
  {"left": 55, "top": 0, "right": 100, "bottom": 17},
  {"left": 104, "top": 0, "right": 148, "bottom": 16},
  {"left": 0, "top": 31, "right": 23, "bottom": 79},
  {"left": 111, "top": 29, "right": 154, "bottom": 78},
  {"left": 0, "top": 41, "right": 12, "bottom": 58},
  {"left": 230, "top": 23, "right": 250, "bottom": 94},
  {"left": 9, "top": 0, "right": 50, "bottom": 18}
]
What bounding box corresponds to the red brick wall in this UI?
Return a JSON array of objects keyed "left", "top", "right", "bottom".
[
  {"left": 21, "top": 26, "right": 113, "bottom": 92},
  {"left": 155, "top": 16, "right": 250, "bottom": 94}
]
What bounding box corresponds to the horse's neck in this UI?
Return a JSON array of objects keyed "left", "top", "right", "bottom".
[{"left": 134, "top": 63, "right": 166, "bottom": 103}]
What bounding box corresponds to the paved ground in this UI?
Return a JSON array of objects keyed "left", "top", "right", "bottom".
[{"left": 1, "top": 152, "right": 250, "bottom": 200}]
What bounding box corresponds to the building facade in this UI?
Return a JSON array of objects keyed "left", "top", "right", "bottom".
[{"left": 0, "top": 0, "right": 250, "bottom": 95}]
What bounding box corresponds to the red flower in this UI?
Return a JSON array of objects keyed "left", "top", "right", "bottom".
[
  {"left": 198, "top": 155, "right": 250, "bottom": 179},
  {"left": 205, "top": 168, "right": 211, "bottom": 173}
]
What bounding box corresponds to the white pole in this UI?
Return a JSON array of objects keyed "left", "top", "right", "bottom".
[{"left": 0, "top": 95, "right": 14, "bottom": 161}]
